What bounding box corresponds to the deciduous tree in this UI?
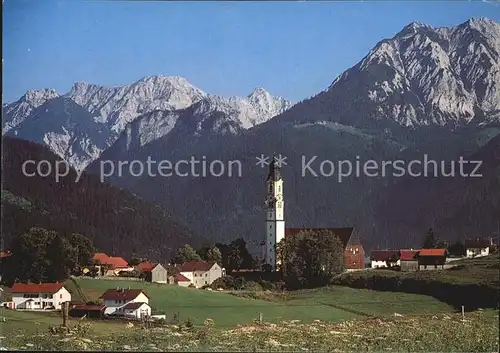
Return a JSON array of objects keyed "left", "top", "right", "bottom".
[{"left": 278, "top": 229, "right": 344, "bottom": 289}]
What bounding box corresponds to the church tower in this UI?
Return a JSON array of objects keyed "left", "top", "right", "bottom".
[{"left": 264, "top": 156, "right": 285, "bottom": 270}]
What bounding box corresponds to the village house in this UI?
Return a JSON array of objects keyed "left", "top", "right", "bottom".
[
  {"left": 178, "top": 261, "right": 224, "bottom": 288},
  {"left": 465, "top": 238, "right": 491, "bottom": 258},
  {"left": 174, "top": 273, "right": 192, "bottom": 287},
  {"left": 136, "top": 262, "right": 168, "bottom": 283},
  {"left": 100, "top": 288, "right": 151, "bottom": 318},
  {"left": 417, "top": 249, "right": 447, "bottom": 270},
  {"left": 10, "top": 282, "right": 71, "bottom": 310},
  {"left": 285, "top": 228, "right": 365, "bottom": 271},
  {"left": 399, "top": 250, "right": 419, "bottom": 272},
  {"left": 370, "top": 250, "right": 400, "bottom": 268},
  {"left": 69, "top": 304, "right": 106, "bottom": 319},
  {"left": 90, "top": 253, "right": 133, "bottom": 277}
]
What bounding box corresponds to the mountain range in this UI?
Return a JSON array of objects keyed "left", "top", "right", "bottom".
[
  {"left": 2, "top": 17, "right": 500, "bottom": 254},
  {"left": 3, "top": 76, "right": 292, "bottom": 170}
]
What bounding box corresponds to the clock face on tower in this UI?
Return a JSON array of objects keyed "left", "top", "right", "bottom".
[{"left": 276, "top": 195, "right": 282, "bottom": 201}]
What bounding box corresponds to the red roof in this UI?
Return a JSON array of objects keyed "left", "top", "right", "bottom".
[
  {"left": 285, "top": 227, "right": 356, "bottom": 248},
  {"left": 100, "top": 288, "right": 149, "bottom": 301},
  {"left": 122, "top": 302, "right": 149, "bottom": 310},
  {"left": 0, "top": 251, "right": 12, "bottom": 259},
  {"left": 11, "top": 282, "right": 65, "bottom": 294},
  {"left": 93, "top": 253, "right": 129, "bottom": 269},
  {"left": 465, "top": 239, "right": 490, "bottom": 249},
  {"left": 176, "top": 273, "right": 190, "bottom": 282},
  {"left": 70, "top": 305, "right": 105, "bottom": 311},
  {"left": 418, "top": 249, "right": 447, "bottom": 257},
  {"left": 180, "top": 260, "right": 216, "bottom": 272},
  {"left": 370, "top": 250, "right": 400, "bottom": 262},
  {"left": 400, "top": 250, "right": 418, "bottom": 261},
  {"left": 136, "top": 262, "right": 157, "bottom": 272}
]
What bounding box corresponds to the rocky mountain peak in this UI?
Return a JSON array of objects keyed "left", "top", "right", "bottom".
[
  {"left": 21, "top": 88, "right": 59, "bottom": 106},
  {"left": 321, "top": 17, "right": 500, "bottom": 128}
]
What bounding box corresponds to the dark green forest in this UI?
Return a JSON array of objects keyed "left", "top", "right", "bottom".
[{"left": 1, "top": 137, "right": 201, "bottom": 261}]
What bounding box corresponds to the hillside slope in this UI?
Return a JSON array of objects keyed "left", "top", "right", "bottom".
[{"left": 1, "top": 137, "right": 199, "bottom": 260}]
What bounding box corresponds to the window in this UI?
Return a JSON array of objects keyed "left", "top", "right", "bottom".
[
  {"left": 205, "top": 273, "right": 207, "bottom": 277},
  {"left": 60, "top": 294, "right": 63, "bottom": 299}
]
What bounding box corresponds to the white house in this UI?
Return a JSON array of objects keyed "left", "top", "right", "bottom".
[
  {"left": 116, "top": 302, "right": 151, "bottom": 319},
  {"left": 179, "top": 261, "right": 224, "bottom": 288},
  {"left": 465, "top": 238, "right": 491, "bottom": 258},
  {"left": 11, "top": 282, "right": 71, "bottom": 310},
  {"left": 370, "top": 250, "right": 400, "bottom": 269},
  {"left": 100, "top": 288, "right": 150, "bottom": 316}
]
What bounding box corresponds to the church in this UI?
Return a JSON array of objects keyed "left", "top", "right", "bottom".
[{"left": 264, "top": 155, "right": 365, "bottom": 271}]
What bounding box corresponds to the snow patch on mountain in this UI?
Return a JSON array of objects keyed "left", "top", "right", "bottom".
[
  {"left": 67, "top": 75, "right": 208, "bottom": 135},
  {"left": 3, "top": 89, "right": 60, "bottom": 133},
  {"left": 325, "top": 17, "right": 500, "bottom": 128}
]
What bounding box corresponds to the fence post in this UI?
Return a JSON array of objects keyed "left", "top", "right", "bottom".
[
  {"left": 62, "top": 301, "right": 69, "bottom": 328},
  {"left": 461, "top": 305, "right": 465, "bottom": 320},
  {"left": 259, "top": 312, "right": 263, "bottom": 324}
]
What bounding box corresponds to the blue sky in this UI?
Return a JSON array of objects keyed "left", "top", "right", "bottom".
[{"left": 3, "top": 0, "right": 499, "bottom": 103}]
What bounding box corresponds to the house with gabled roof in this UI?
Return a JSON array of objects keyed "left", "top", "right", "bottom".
[
  {"left": 91, "top": 253, "right": 132, "bottom": 277},
  {"left": 370, "top": 250, "right": 400, "bottom": 268},
  {"left": 11, "top": 282, "right": 71, "bottom": 310},
  {"left": 100, "top": 287, "right": 150, "bottom": 316},
  {"left": 399, "top": 250, "right": 419, "bottom": 272},
  {"left": 465, "top": 238, "right": 491, "bottom": 258},
  {"left": 417, "top": 248, "right": 447, "bottom": 270},
  {"left": 179, "top": 260, "right": 223, "bottom": 288},
  {"left": 285, "top": 227, "right": 365, "bottom": 270},
  {"left": 175, "top": 273, "right": 191, "bottom": 287},
  {"left": 136, "top": 262, "right": 168, "bottom": 283}
]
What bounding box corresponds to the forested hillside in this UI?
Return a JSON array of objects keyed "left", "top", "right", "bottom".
[{"left": 1, "top": 137, "right": 200, "bottom": 260}]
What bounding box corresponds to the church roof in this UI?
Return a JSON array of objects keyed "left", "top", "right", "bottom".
[
  {"left": 285, "top": 227, "right": 357, "bottom": 249},
  {"left": 267, "top": 157, "right": 282, "bottom": 181}
]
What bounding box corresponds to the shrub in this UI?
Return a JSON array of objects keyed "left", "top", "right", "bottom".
[
  {"left": 234, "top": 276, "right": 246, "bottom": 290},
  {"left": 169, "top": 312, "right": 181, "bottom": 325},
  {"left": 244, "top": 281, "right": 263, "bottom": 291},
  {"left": 184, "top": 317, "right": 194, "bottom": 329},
  {"left": 210, "top": 275, "right": 235, "bottom": 290}
]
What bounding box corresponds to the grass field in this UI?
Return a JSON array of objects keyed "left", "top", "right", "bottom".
[
  {"left": 70, "top": 278, "right": 458, "bottom": 326},
  {"left": 1, "top": 272, "right": 497, "bottom": 351},
  {"left": 1, "top": 310, "right": 498, "bottom": 351}
]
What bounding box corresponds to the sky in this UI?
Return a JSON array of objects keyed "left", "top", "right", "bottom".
[{"left": 3, "top": 0, "right": 499, "bottom": 103}]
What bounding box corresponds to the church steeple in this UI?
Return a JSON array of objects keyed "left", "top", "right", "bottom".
[
  {"left": 267, "top": 154, "right": 282, "bottom": 182},
  {"left": 264, "top": 153, "right": 285, "bottom": 271}
]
